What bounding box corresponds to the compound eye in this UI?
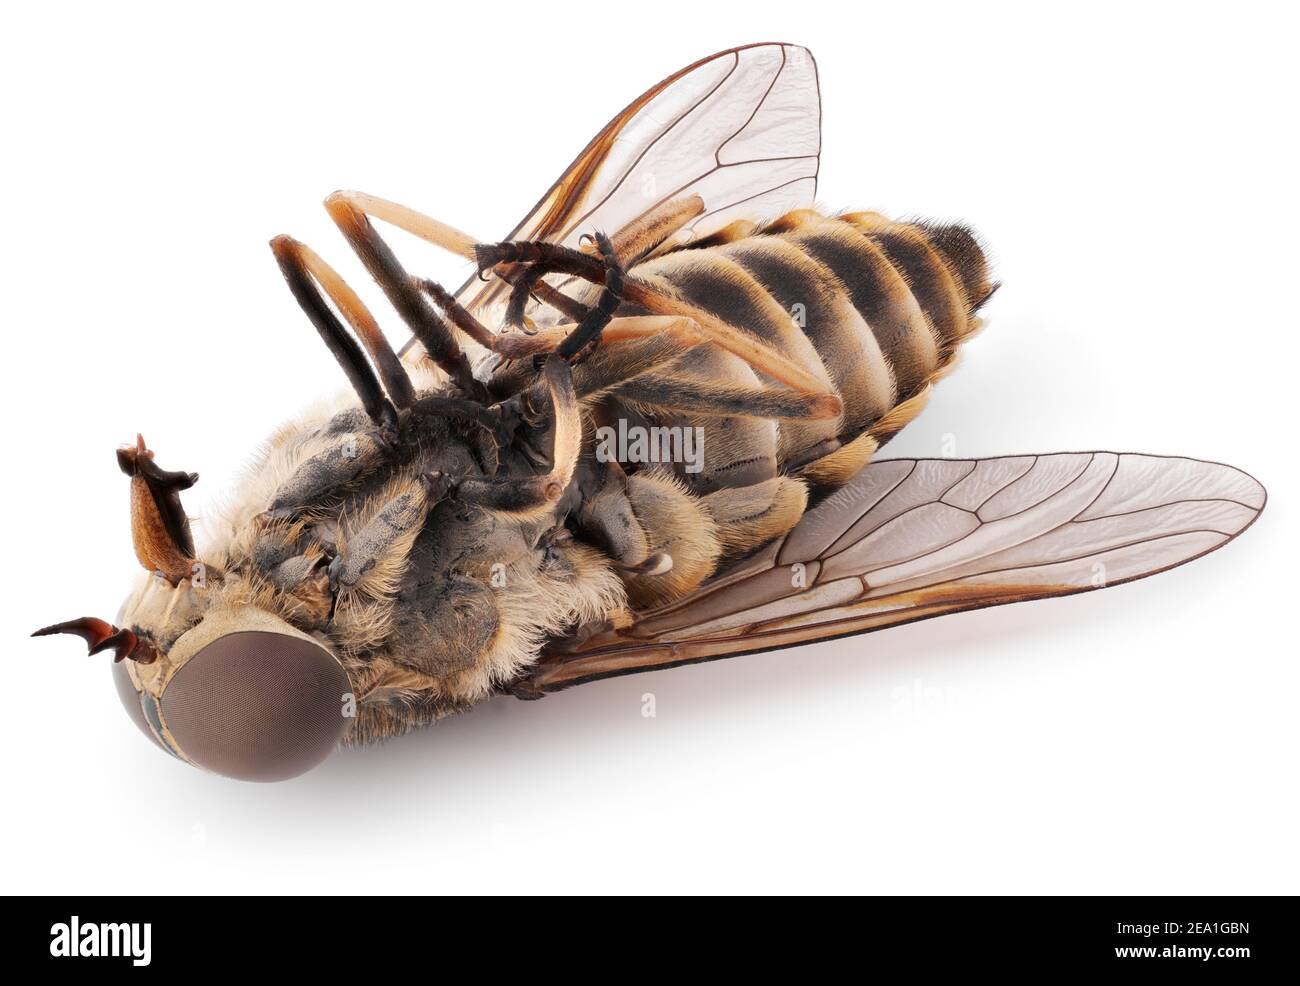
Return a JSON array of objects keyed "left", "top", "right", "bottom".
[
  {"left": 111, "top": 660, "right": 166, "bottom": 751},
  {"left": 159, "top": 631, "right": 350, "bottom": 781}
]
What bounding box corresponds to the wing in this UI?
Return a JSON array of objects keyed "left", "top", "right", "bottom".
[
  {"left": 518, "top": 452, "right": 1266, "bottom": 694},
  {"left": 456, "top": 42, "right": 821, "bottom": 316}
]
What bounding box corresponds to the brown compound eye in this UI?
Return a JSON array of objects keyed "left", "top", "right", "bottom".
[{"left": 159, "top": 631, "right": 350, "bottom": 782}]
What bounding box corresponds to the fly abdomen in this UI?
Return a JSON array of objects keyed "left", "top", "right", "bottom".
[
  {"left": 764, "top": 212, "right": 994, "bottom": 453},
  {"left": 558, "top": 208, "right": 993, "bottom": 593},
  {"left": 624, "top": 209, "right": 993, "bottom": 481},
  {"left": 718, "top": 235, "right": 896, "bottom": 436},
  {"left": 631, "top": 249, "right": 840, "bottom": 472},
  {"left": 841, "top": 213, "right": 970, "bottom": 354},
  {"left": 781, "top": 219, "right": 940, "bottom": 396}
]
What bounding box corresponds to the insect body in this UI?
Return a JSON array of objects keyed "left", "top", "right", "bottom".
[{"left": 34, "top": 44, "right": 1264, "bottom": 781}]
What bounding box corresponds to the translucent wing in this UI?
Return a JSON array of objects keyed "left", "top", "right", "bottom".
[
  {"left": 518, "top": 453, "right": 1265, "bottom": 694},
  {"left": 456, "top": 42, "right": 821, "bottom": 316}
]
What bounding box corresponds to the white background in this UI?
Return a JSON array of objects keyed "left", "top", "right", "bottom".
[{"left": 3, "top": 2, "right": 1296, "bottom": 895}]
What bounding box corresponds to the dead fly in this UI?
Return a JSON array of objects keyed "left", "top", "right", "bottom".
[{"left": 34, "top": 44, "right": 1265, "bottom": 781}]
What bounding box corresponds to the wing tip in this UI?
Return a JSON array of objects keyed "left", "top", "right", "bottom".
[{"left": 1237, "top": 466, "right": 1268, "bottom": 516}]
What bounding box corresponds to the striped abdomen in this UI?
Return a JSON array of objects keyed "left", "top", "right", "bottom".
[{"left": 625, "top": 209, "right": 995, "bottom": 495}]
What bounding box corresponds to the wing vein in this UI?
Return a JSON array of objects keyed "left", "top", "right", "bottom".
[
  {"left": 1078, "top": 496, "right": 1261, "bottom": 522},
  {"left": 866, "top": 528, "right": 1234, "bottom": 601},
  {"left": 715, "top": 45, "right": 788, "bottom": 165},
  {"left": 564, "top": 53, "right": 743, "bottom": 238},
  {"left": 870, "top": 454, "right": 1119, "bottom": 587}
]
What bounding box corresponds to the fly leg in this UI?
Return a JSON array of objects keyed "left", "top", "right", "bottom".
[
  {"left": 270, "top": 235, "right": 416, "bottom": 427},
  {"left": 477, "top": 238, "right": 840, "bottom": 403},
  {"left": 474, "top": 314, "right": 703, "bottom": 366},
  {"left": 571, "top": 457, "right": 651, "bottom": 571},
  {"left": 483, "top": 197, "right": 705, "bottom": 329},
  {"left": 321, "top": 193, "right": 482, "bottom": 397},
  {"left": 421, "top": 357, "right": 581, "bottom": 519},
  {"left": 262, "top": 430, "right": 393, "bottom": 521},
  {"left": 326, "top": 189, "right": 696, "bottom": 315},
  {"left": 327, "top": 477, "right": 431, "bottom": 595},
  {"left": 606, "top": 196, "right": 705, "bottom": 263},
  {"left": 475, "top": 310, "right": 834, "bottom": 422},
  {"left": 463, "top": 236, "right": 627, "bottom": 361},
  {"left": 610, "top": 374, "right": 841, "bottom": 421}
]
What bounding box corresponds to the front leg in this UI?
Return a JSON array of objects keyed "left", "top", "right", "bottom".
[
  {"left": 328, "top": 477, "right": 431, "bottom": 594},
  {"left": 263, "top": 430, "right": 393, "bottom": 521}
]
